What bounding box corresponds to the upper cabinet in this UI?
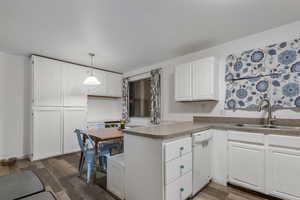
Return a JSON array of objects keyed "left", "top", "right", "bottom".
[
  {"left": 87, "top": 70, "right": 122, "bottom": 98},
  {"left": 175, "top": 62, "right": 192, "bottom": 101},
  {"left": 32, "top": 56, "right": 123, "bottom": 107},
  {"left": 175, "top": 57, "right": 218, "bottom": 101},
  {"left": 63, "top": 63, "right": 88, "bottom": 107},
  {"left": 106, "top": 72, "right": 122, "bottom": 97},
  {"left": 32, "top": 56, "right": 63, "bottom": 106},
  {"left": 87, "top": 69, "right": 107, "bottom": 96}
]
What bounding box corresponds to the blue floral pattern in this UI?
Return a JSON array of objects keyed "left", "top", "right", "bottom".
[
  {"left": 225, "top": 37, "right": 300, "bottom": 109},
  {"left": 278, "top": 50, "right": 297, "bottom": 65},
  {"left": 251, "top": 50, "right": 265, "bottom": 63},
  {"left": 225, "top": 77, "right": 269, "bottom": 109},
  {"left": 270, "top": 73, "right": 300, "bottom": 107},
  {"left": 225, "top": 38, "right": 300, "bottom": 81}
]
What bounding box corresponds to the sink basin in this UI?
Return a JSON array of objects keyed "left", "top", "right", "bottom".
[{"left": 236, "top": 124, "right": 300, "bottom": 130}]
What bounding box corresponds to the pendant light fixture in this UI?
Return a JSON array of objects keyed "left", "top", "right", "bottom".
[{"left": 83, "top": 53, "right": 101, "bottom": 85}]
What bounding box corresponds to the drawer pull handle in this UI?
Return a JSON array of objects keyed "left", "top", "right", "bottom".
[
  {"left": 180, "top": 165, "right": 184, "bottom": 169},
  {"left": 180, "top": 147, "right": 184, "bottom": 151},
  {"left": 180, "top": 188, "right": 184, "bottom": 192}
]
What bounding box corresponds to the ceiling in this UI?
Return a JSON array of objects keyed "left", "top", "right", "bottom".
[{"left": 1, "top": 0, "right": 300, "bottom": 72}]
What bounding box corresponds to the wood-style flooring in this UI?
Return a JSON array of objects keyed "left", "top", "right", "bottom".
[{"left": 0, "top": 153, "right": 279, "bottom": 200}]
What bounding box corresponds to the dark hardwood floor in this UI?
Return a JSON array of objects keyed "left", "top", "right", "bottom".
[{"left": 0, "top": 153, "right": 279, "bottom": 200}]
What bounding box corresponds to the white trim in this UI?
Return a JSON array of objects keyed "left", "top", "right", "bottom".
[{"left": 128, "top": 72, "right": 151, "bottom": 82}]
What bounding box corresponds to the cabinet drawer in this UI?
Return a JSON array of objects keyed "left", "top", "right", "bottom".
[
  {"left": 228, "top": 131, "right": 264, "bottom": 145},
  {"left": 165, "top": 171, "right": 192, "bottom": 200},
  {"left": 165, "top": 153, "right": 192, "bottom": 185},
  {"left": 268, "top": 135, "right": 300, "bottom": 150},
  {"left": 165, "top": 137, "right": 192, "bottom": 162}
]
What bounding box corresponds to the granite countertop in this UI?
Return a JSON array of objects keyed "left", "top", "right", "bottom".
[{"left": 123, "top": 121, "right": 300, "bottom": 139}]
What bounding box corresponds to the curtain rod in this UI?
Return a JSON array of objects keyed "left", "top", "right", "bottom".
[
  {"left": 126, "top": 67, "right": 162, "bottom": 78},
  {"left": 31, "top": 54, "right": 123, "bottom": 75}
]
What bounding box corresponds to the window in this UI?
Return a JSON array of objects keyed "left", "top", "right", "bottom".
[{"left": 129, "top": 78, "right": 151, "bottom": 118}]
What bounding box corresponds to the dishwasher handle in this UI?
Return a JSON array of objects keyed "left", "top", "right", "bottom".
[{"left": 193, "top": 132, "right": 212, "bottom": 145}]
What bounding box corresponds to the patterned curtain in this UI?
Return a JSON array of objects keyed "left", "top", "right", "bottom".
[
  {"left": 225, "top": 37, "right": 300, "bottom": 109},
  {"left": 122, "top": 78, "right": 130, "bottom": 122},
  {"left": 150, "top": 69, "right": 161, "bottom": 125}
]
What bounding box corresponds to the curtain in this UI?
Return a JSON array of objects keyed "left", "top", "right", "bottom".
[
  {"left": 150, "top": 69, "right": 161, "bottom": 125},
  {"left": 225, "top": 37, "right": 300, "bottom": 109},
  {"left": 122, "top": 78, "right": 130, "bottom": 122}
]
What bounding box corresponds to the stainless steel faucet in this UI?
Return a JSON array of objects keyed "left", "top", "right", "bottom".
[{"left": 258, "top": 99, "right": 274, "bottom": 127}]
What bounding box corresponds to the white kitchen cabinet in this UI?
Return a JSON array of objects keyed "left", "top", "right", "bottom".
[
  {"left": 106, "top": 72, "right": 122, "bottom": 97},
  {"left": 87, "top": 69, "right": 106, "bottom": 96},
  {"left": 175, "top": 57, "right": 218, "bottom": 101},
  {"left": 175, "top": 63, "right": 192, "bottom": 101},
  {"left": 266, "top": 135, "right": 300, "bottom": 200},
  {"left": 32, "top": 56, "right": 63, "bottom": 106},
  {"left": 32, "top": 107, "right": 63, "bottom": 161},
  {"left": 63, "top": 108, "right": 87, "bottom": 154},
  {"left": 228, "top": 141, "right": 265, "bottom": 193},
  {"left": 124, "top": 133, "right": 192, "bottom": 200},
  {"left": 63, "top": 63, "right": 88, "bottom": 107},
  {"left": 191, "top": 57, "right": 218, "bottom": 100},
  {"left": 165, "top": 171, "right": 192, "bottom": 200},
  {"left": 164, "top": 137, "right": 192, "bottom": 162},
  {"left": 212, "top": 130, "right": 228, "bottom": 186},
  {"left": 165, "top": 153, "right": 192, "bottom": 185}
]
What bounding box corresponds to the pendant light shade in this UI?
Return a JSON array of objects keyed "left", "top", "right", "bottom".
[
  {"left": 83, "top": 76, "right": 101, "bottom": 85},
  {"left": 83, "top": 53, "right": 101, "bottom": 85}
]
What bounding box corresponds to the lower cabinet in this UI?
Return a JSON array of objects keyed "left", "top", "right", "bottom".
[
  {"left": 32, "top": 107, "right": 87, "bottom": 161},
  {"left": 33, "top": 107, "right": 63, "bottom": 161},
  {"left": 266, "top": 134, "right": 300, "bottom": 200},
  {"left": 165, "top": 171, "right": 192, "bottom": 200},
  {"left": 267, "top": 147, "right": 300, "bottom": 200},
  {"left": 63, "top": 108, "right": 87, "bottom": 154},
  {"left": 228, "top": 131, "right": 300, "bottom": 200},
  {"left": 228, "top": 142, "right": 265, "bottom": 193},
  {"left": 164, "top": 137, "right": 193, "bottom": 200}
]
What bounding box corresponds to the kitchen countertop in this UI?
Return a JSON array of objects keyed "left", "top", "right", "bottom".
[{"left": 123, "top": 121, "right": 300, "bottom": 139}]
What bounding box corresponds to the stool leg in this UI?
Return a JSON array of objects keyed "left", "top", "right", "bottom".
[
  {"left": 79, "top": 152, "right": 83, "bottom": 171},
  {"left": 79, "top": 156, "right": 85, "bottom": 177}
]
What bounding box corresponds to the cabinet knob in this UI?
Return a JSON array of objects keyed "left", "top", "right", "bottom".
[
  {"left": 180, "top": 147, "right": 184, "bottom": 151},
  {"left": 180, "top": 188, "right": 184, "bottom": 192},
  {"left": 180, "top": 165, "right": 185, "bottom": 169}
]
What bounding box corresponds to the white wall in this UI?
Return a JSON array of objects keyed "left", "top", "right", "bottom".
[
  {"left": 0, "top": 52, "right": 30, "bottom": 159},
  {"left": 124, "top": 20, "right": 300, "bottom": 121},
  {"left": 87, "top": 98, "right": 122, "bottom": 122}
]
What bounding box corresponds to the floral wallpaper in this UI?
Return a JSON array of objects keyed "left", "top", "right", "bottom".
[{"left": 225, "top": 37, "right": 300, "bottom": 109}]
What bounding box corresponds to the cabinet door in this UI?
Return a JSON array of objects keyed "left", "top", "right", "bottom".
[
  {"left": 87, "top": 69, "right": 106, "bottom": 96},
  {"left": 212, "top": 130, "right": 228, "bottom": 186},
  {"left": 63, "top": 63, "right": 88, "bottom": 107},
  {"left": 191, "top": 57, "right": 217, "bottom": 100},
  {"left": 106, "top": 72, "right": 122, "bottom": 97},
  {"left": 267, "top": 147, "right": 300, "bottom": 200},
  {"left": 175, "top": 63, "right": 192, "bottom": 101},
  {"left": 228, "top": 142, "right": 265, "bottom": 193},
  {"left": 63, "top": 108, "right": 87, "bottom": 154},
  {"left": 33, "top": 56, "right": 62, "bottom": 106},
  {"left": 32, "top": 107, "right": 62, "bottom": 161}
]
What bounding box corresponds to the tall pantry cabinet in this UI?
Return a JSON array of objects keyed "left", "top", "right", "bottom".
[{"left": 31, "top": 56, "right": 88, "bottom": 161}]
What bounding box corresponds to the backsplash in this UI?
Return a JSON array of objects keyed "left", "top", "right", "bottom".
[{"left": 225, "top": 37, "right": 300, "bottom": 109}]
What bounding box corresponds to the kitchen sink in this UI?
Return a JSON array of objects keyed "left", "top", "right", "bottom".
[{"left": 236, "top": 123, "right": 300, "bottom": 130}]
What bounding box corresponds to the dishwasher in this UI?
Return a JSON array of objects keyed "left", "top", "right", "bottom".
[{"left": 192, "top": 130, "right": 213, "bottom": 196}]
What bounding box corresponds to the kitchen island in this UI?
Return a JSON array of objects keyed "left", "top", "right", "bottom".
[{"left": 123, "top": 117, "right": 300, "bottom": 200}]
